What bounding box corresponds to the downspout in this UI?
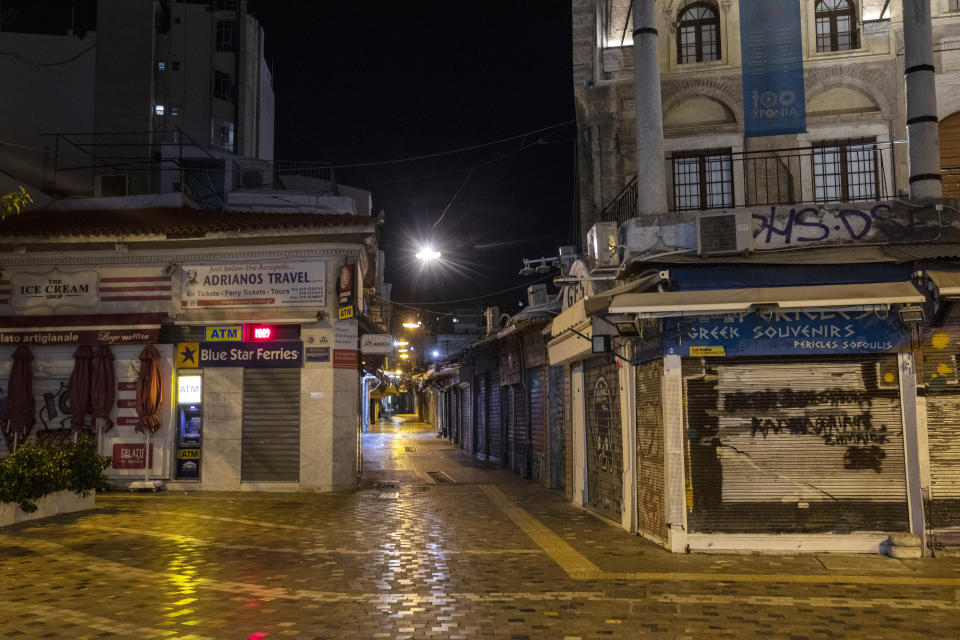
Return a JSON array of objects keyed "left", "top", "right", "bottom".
[
  {"left": 631, "top": 0, "right": 668, "bottom": 216},
  {"left": 902, "top": 0, "right": 943, "bottom": 199}
]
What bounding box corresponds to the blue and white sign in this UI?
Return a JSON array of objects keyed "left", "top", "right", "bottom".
[
  {"left": 666, "top": 311, "right": 909, "bottom": 357},
  {"left": 740, "top": 0, "right": 806, "bottom": 137},
  {"left": 197, "top": 341, "right": 303, "bottom": 368}
]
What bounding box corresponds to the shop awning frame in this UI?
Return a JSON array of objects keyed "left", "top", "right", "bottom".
[
  {"left": 609, "top": 281, "right": 924, "bottom": 318},
  {"left": 926, "top": 270, "right": 960, "bottom": 297}
]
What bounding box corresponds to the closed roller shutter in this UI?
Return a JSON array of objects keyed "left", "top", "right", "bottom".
[
  {"left": 549, "top": 365, "right": 566, "bottom": 490},
  {"left": 476, "top": 375, "right": 487, "bottom": 458},
  {"left": 529, "top": 366, "right": 547, "bottom": 484},
  {"left": 919, "top": 322, "right": 960, "bottom": 536},
  {"left": 459, "top": 384, "right": 472, "bottom": 453},
  {"left": 488, "top": 369, "right": 502, "bottom": 461},
  {"left": 506, "top": 384, "right": 528, "bottom": 476},
  {"left": 940, "top": 111, "right": 960, "bottom": 200},
  {"left": 584, "top": 355, "right": 623, "bottom": 521},
  {"left": 241, "top": 368, "right": 300, "bottom": 482},
  {"left": 685, "top": 357, "right": 909, "bottom": 534},
  {"left": 636, "top": 359, "right": 666, "bottom": 541}
]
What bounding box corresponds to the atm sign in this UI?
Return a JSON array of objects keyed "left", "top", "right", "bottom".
[{"left": 205, "top": 325, "right": 242, "bottom": 342}]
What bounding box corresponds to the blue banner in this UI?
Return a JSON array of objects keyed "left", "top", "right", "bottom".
[
  {"left": 197, "top": 341, "right": 303, "bottom": 368},
  {"left": 665, "top": 311, "right": 909, "bottom": 357},
  {"left": 740, "top": 0, "right": 806, "bottom": 137}
]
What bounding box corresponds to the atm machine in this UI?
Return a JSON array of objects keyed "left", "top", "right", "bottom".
[{"left": 175, "top": 375, "right": 203, "bottom": 480}]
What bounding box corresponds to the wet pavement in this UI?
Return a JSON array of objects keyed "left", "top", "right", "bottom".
[{"left": 2, "top": 414, "right": 960, "bottom": 639}]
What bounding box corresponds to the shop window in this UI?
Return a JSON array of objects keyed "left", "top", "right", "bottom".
[
  {"left": 671, "top": 148, "right": 734, "bottom": 211},
  {"left": 813, "top": 138, "right": 878, "bottom": 203},
  {"left": 816, "top": 0, "right": 858, "bottom": 52},
  {"left": 213, "top": 70, "right": 235, "bottom": 102},
  {"left": 677, "top": 2, "right": 721, "bottom": 64},
  {"left": 215, "top": 20, "right": 236, "bottom": 52}
]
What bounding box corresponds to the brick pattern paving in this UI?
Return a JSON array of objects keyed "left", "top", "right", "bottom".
[{"left": 1, "top": 415, "right": 959, "bottom": 639}]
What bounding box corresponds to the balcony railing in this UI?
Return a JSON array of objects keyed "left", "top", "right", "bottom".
[{"left": 598, "top": 140, "right": 908, "bottom": 226}]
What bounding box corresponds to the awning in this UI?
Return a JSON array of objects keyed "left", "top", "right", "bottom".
[
  {"left": 0, "top": 312, "right": 166, "bottom": 345},
  {"left": 173, "top": 309, "right": 319, "bottom": 325},
  {"left": 926, "top": 270, "right": 960, "bottom": 297},
  {"left": 609, "top": 281, "right": 924, "bottom": 317}
]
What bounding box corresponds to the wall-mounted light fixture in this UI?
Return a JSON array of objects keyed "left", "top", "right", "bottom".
[{"left": 898, "top": 304, "right": 926, "bottom": 323}]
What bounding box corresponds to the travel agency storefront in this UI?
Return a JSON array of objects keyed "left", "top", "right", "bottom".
[{"left": 609, "top": 281, "right": 928, "bottom": 555}]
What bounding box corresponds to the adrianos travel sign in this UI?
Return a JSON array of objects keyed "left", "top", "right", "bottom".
[{"left": 182, "top": 261, "right": 325, "bottom": 308}]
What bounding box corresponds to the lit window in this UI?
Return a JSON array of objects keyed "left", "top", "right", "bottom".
[
  {"left": 155, "top": 105, "right": 165, "bottom": 116},
  {"left": 158, "top": 60, "right": 166, "bottom": 71},
  {"left": 813, "top": 138, "right": 878, "bottom": 203},
  {"left": 816, "top": 0, "right": 858, "bottom": 52},
  {"left": 170, "top": 107, "right": 180, "bottom": 117},
  {"left": 671, "top": 149, "right": 734, "bottom": 211},
  {"left": 676, "top": 3, "right": 721, "bottom": 64}
]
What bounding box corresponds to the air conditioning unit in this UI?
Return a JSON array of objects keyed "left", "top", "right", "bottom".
[
  {"left": 95, "top": 174, "right": 129, "bottom": 197},
  {"left": 696, "top": 211, "right": 753, "bottom": 256},
  {"left": 586, "top": 222, "right": 619, "bottom": 268}
]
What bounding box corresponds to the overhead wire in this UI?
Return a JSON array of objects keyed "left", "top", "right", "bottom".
[{"left": 380, "top": 271, "right": 555, "bottom": 308}]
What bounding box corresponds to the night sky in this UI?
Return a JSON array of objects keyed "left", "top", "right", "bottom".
[{"left": 252, "top": 1, "right": 575, "bottom": 309}]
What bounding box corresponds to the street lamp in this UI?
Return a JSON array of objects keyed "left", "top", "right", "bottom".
[
  {"left": 416, "top": 247, "right": 441, "bottom": 261},
  {"left": 401, "top": 319, "right": 421, "bottom": 329}
]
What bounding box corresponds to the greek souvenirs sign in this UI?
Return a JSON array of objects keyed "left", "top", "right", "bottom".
[
  {"left": 666, "top": 310, "right": 909, "bottom": 357},
  {"left": 10, "top": 268, "right": 99, "bottom": 311},
  {"left": 182, "top": 261, "right": 326, "bottom": 308}
]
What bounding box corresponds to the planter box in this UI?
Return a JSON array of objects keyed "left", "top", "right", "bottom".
[
  {"left": 1, "top": 490, "right": 97, "bottom": 527},
  {"left": 0, "top": 502, "right": 14, "bottom": 528},
  {"left": 15, "top": 493, "right": 58, "bottom": 522},
  {"left": 57, "top": 490, "right": 95, "bottom": 514}
]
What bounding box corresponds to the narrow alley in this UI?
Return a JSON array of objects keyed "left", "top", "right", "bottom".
[{"left": 1, "top": 414, "right": 959, "bottom": 639}]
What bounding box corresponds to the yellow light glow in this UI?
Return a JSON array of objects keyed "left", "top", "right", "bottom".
[
  {"left": 399, "top": 354, "right": 410, "bottom": 359},
  {"left": 396, "top": 341, "right": 409, "bottom": 346},
  {"left": 402, "top": 322, "right": 420, "bottom": 329}
]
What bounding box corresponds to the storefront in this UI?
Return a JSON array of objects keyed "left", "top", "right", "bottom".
[{"left": 611, "top": 280, "right": 926, "bottom": 553}]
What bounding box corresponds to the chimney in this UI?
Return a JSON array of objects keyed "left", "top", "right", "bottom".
[{"left": 527, "top": 284, "right": 547, "bottom": 308}]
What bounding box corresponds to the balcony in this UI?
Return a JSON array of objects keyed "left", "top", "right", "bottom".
[{"left": 599, "top": 140, "right": 908, "bottom": 226}]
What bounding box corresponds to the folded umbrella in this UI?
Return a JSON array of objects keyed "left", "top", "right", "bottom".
[{"left": 69, "top": 345, "right": 93, "bottom": 433}]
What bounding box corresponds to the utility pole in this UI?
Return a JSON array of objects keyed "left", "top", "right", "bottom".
[
  {"left": 903, "top": 0, "right": 943, "bottom": 199},
  {"left": 631, "top": 0, "right": 667, "bottom": 216}
]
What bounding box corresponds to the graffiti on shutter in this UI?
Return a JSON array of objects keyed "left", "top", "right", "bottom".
[
  {"left": 636, "top": 359, "right": 666, "bottom": 541},
  {"left": 685, "top": 357, "right": 909, "bottom": 534},
  {"left": 584, "top": 355, "right": 623, "bottom": 521},
  {"left": 549, "top": 365, "right": 566, "bottom": 490},
  {"left": 919, "top": 321, "right": 960, "bottom": 539}
]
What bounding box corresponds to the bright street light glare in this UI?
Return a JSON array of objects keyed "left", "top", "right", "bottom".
[
  {"left": 402, "top": 321, "right": 421, "bottom": 329},
  {"left": 432, "top": 350, "right": 440, "bottom": 357},
  {"left": 416, "top": 247, "right": 441, "bottom": 261}
]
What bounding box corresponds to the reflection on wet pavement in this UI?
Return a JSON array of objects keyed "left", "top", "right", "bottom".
[{"left": 0, "top": 414, "right": 958, "bottom": 638}]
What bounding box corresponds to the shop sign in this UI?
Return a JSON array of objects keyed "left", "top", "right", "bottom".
[
  {"left": 0, "top": 328, "right": 159, "bottom": 346},
  {"left": 333, "top": 348, "right": 359, "bottom": 369},
  {"left": 361, "top": 334, "right": 393, "bottom": 354},
  {"left": 177, "top": 375, "right": 202, "bottom": 403},
  {"left": 112, "top": 443, "right": 153, "bottom": 469},
  {"left": 176, "top": 341, "right": 303, "bottom": 368},
  {"left": 305, "top": 346, "right": 330, "bottom": 362},
  {"left": 204, "top": 325, "right": 242, "bottom": 342},
  {"left": 334, "top": 320, "right": 359, "bottom": 370},
  {"left": 666, "top": 310, "right": 910, "bottom": 358},
  {"left": 176, "top": 452, "right": 200, "bottom": 479},
  {"left": 181, "top": 261, "right": 326, "bottom": 309},
  {"left": 338, "top": 305, "right": 354, "bottom": 320},
  {"left": 10, "top": 268, "right": 99, "bottom": 311},
  {"left": 337, "top": 264, "right": 355, "bottom": 306}
]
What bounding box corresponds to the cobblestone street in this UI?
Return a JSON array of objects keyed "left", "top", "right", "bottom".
[{"left": 2, "top": 415, "right": 960, "bottom": 639}]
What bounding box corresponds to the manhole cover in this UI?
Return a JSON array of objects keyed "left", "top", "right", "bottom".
[
  {"left": 404, "top": 446, "right": 417, "bottom": 453},
  {"left": 426, "top": 471, "right": 455, "bottom": 484}
]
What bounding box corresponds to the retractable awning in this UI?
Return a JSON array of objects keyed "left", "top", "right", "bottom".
[
  {"left": 609, "top": 281, "right": 923, "bottom": 317},
  {"left": 0, "top": 312, "right": 166, "bottom": 345},
  {"left": 926, "top": 270, "right": 960, "bottom": 297}
]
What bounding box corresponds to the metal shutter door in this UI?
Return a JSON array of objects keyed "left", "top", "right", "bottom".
[
  {"left": 636, "top": 359, "right": 666, "bottom": 541},
  {"left": 919, "top": 322, "right": 960, "bottom": 535},
  {"left": 549, "top": 364, "right": 566, "bottom": 490},
  {"left": 476, "top": 375, "right": 487, "bottom": 458},
  {"left": 489, "top": 370, "right": 502, "bottom": 460},
  {"left": 459, "top": 384, "right": 471, "bottom": 452},
  {"left": 241, "top": 368, "right": 300, "bottom": 482},
  {"left": 685, "top": 357, "right": 909, "bottom": 534},
  {"left": 528, "top": 366, "right": 546, "bottom": 484},
  {"left": 509, "top": 385, "right": 528, "bottom": 476},
  {"left": 584, "top": 355, "right": 623, "bottom": 521}
]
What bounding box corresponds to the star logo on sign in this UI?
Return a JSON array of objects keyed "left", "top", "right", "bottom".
[{"left": 180, "top": 345, "right": 196, "bottom": 364}]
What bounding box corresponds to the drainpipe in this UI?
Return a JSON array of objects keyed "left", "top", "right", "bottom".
[
  {"left": 631, "top": 0, "right": 668, "bottom": 216},
  {"left": 902, "top": 0, "right": 942, "bottom": 199}
]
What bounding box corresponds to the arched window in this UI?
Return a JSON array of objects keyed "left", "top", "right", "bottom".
[
  {"left": 816, "top": 0, "right": 858, "bottom": 52},
  {"left": 676, "top": 3, "right": 721, "bottom": 64}
]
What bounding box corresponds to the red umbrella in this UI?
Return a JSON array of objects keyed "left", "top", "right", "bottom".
[
  {"left": 69, "top": 345, "right": 93, "bottom": 432},
  {"left": 6, "top": 345, "right": 35, "bottom": 449},
  {"left": 90, "top": 345, "right": 115, "bottom": 433},
  {"left": 135, "top": 344, "right": 163, "bottom": 434}
]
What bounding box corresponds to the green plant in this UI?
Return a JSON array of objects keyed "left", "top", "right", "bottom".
[
  {"left": 0, "top": 185, "right": 33, "bottom": 220},
  {"left": 0, "top": 438, "right": 111, "bottom": 512}
]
